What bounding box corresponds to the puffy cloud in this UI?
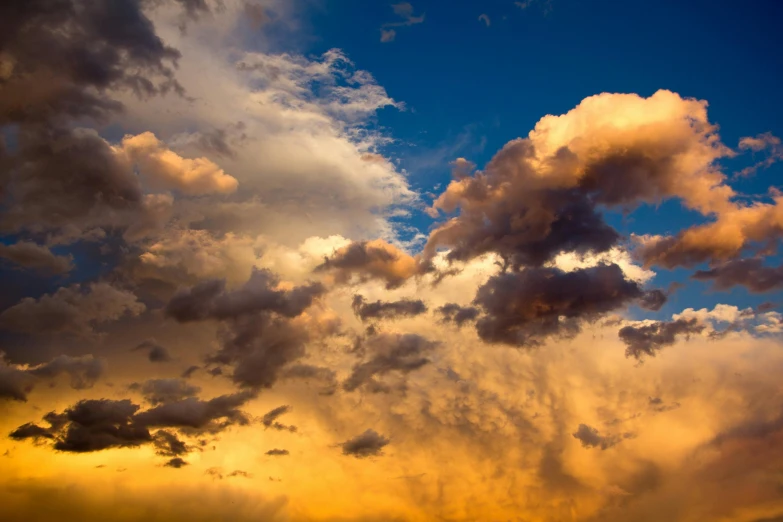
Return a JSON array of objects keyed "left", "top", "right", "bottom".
[
  {"left": 315, "top": 239, "right": 418, "bottom": 289},
  {"left": 619, "top": 318, "right": 705, "bottom": 359},
  {"left": 0, "top": 362, "right": 35, "bottom": 401},
  {"left": 692, "top": 258, "right": 783, "bottom": 293},
  {"left": 0, "top": 282, "right": 145, "bottom": 337},
  {"left": 472, "top": 264, "right": 662, "bottom": 346},
  {"left": 152, "top": 430, "right": 190, "bottom": 456},
  {"left": 737, "top": 132, "right": 782, "bottom": 177},
  {"left": 0, "top": 241, "right": 73, "bottom": 274},
  {"left": 134, "top": 390, "right": 256, "bottom": 431},
  {"left": 53, "top": 399, "right": 152, "bottom": 453},
  {"left": 343, "top": 333, "right": 437, "bottom": 392},
  {"left": 340, "top": 429, "right": 390, "bottom": 458},
  {"left": 164, "top": 457, "right": 188, "bottom": 468},
  {"left": 351, "top": 295, "right": 427, "bottom": 322},
  {"left": 423, "top": 90, "right": 734, "bottom": 271},
  {"left": 116, "top": 131, "right": 238, "bottom": 195}
]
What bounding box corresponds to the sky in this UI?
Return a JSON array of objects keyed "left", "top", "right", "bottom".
[{"left": 1, "top": 1, "right": 783, "bottom": 521}]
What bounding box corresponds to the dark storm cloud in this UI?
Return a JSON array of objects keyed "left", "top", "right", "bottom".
[
  {"left": 265, "top": 448, "right": 289, "bottom": 456},
  {"left": 0, "top": 0, "right": 182, "bottom": 125},
  {"left": 152, "top": 430, "right": 190, "bottom": 456},
  {"left": 314, "top": 240, "right": 417, "bottom": 289},
  {"left": 134, "top": 378, "right": 201, "bottom": 405},
  {"left": 692, "top": 258, "right": 783, "bottom": 293},
  {"left": 340, "top": 429, "right": 390, "bottom": 458},
  {"left": 343, "top": 333, "right": 437, "bottom": 392},
  {"left": 54, "top": 399, "right": 152, "bottom": 452},
  {"left": 262, "top": 405, "right": 295, "bottom": 432},
  {"left": 133, "top": 339, "right": 173, "bottom": 363},
  {"left": 351, "top": 295, "right": 427, "bottom": 322},
  {"left": 572, "top": 424, "right": 626, "bottom": 450},
  {"left": 436, "top": 303, "right": 480, "bottom": 326},
  {"left": 619, "top": 318, "right": 705, "bottom": 360},
  {"left": 0, "top": 241, "right": 74, "bottom": 274},
  {"left": 165, "top": 268, "right": 325, "bottom": 322},
  {"left": 472, "top": 264, "right": 657, "bottom": 346}
]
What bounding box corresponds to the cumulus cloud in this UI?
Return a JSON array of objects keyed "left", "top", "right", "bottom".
[
  {"left": 315, "top": 239, "right": 418, "bottom": 289},
  {"left": 0, "top": 282, "right": 145, "bottom": 337},
  {"left": 0, "top": 241, "right": 74, "bottom": 274},
  {"left": 436, "top": 303, "right": 480, "bottom": 326},
  {"left": 116, "top": 131, "right": 238, "bottom": 195},
  {"left": 572, "top": 424, "right": 629, "bottom": 450},
  {"left": 472, "top": 264, "right": 662, "bottom": 346},
  {"left": 340, "top": 429, "right": 390, "bottom": 458}
]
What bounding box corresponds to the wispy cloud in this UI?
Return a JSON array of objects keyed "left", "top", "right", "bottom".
[{"left": 380, "top": 2, "right": 425, "bottom": 42}]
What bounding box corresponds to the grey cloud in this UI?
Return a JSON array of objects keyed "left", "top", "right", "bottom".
[
  {"left": 0, "top": 241, "right": 74, "bottom": 274},
  {"left": 134, "top": 390, "right": 256, "bottom": 432},
  {"left": 351, "top": 295, "right": 427, "bottom": 322},
  {"left": 472, "top": 264, "right": 655, "bottom": 346},
  {"left": 164, "top": 457, "right": 188, "bottom": 468},
  {"left": 153, "top": 430, "right": 190, "bottom": 457},
  {"left": 314, "top": 240, "right": 416, "bottom": 289},
  {"left": 181, "top": 365, "right": 200, "bottom": 378},
  {"left": 265, "top": 448, "right": 289, "bottom": 456},
  {"left": 0, "top": 281, "right": 145, "bottom": 337},
  {"left": 343, "top": 333, "right": 437, "bottom": 392},
  {"left": 165, "top": 268, "right": 325, "bottom": 322},
  {"left": 0, "top": 362, "right": 35, "bottom": 401},
  {"left": 26, "top": 354, "right": 105, "bottom": 389},
  {"left": 436, "top": 303, "right": 480, "bottom": 326},
  {"left": 619, "top": 318, "right": 705, "bottom": 360},
  {"left": 133, "top": 339, "right": 173, "bottom": 362},
  {"left": 340, "top": 429, "right": 390, "bottom": 458},
  {"left": 572, "top": 424, "right": 625, "bottom": 450},
  {"left": 693, "top": 258, "right": 783, "bottom": 293},
  {"left": 54, "top": 399, "right": 152, "bottom": 453},
  {"left": 9, "top": 423, "right": 54, "bottom": 441},
  {"left": 262, "top": 405, "right": 295, "bottom": 432},
  {"left": 134, "top": 378, "right": 201, "bottom": 405}
]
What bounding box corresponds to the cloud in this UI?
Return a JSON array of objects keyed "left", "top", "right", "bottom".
[
  {"left": 472, "top": 264, "right": 662, "bottom": 346},
  {"left": 0, "top": 362, "right": 36, "bottom": 402},
  {"left": 134, "top": 390, "right": 256, "bottom": 432},
  {"left": 181, "top": 365, "right": 201, "bottom": 378},
  {"left": 152, "top": 430, "right": 190, "bottom": 457},
  {"left": 343, "top": 333, "right": 437, "bottom": 392},
  {"left": 262, "top": 405, "right": 296, "bottom": 432},
  {"left": 436, "top": 303, "right": 480, "bottom": 326},
  {"left": 340, "top": 429, "right": 390, "bottom": 458},
  {"left": 133, "top": 340, "right": 173, "bottom": 363},
  {"left": 53, "top": 399, "right": 152, "bottom": 453},
  {"left": 0, "top": 242, "right": 74, "bottom": 274},
  {"left": 164, "top": 457, "right": 189, "bottom": 468},
  {"left": 380, "top": 29, "right": 396, "bottom": 42},
  {"left": 736, "top": 132, "right": 782, "bottom": 177},
  {"left": 423, "top": 90, "right": 734, "bottom": 271},
  {"left": 0, "top": 282, "right": 145, "bottom": 337},
  {"left": 619, "top": 318, "right": 705, "bottom": 359},
  {"left": 165, "top": 268, "right": 324, "bottom": 322},
  {"left": 478, "top": 14, "right": 491, "bottom": 26},
  {"left": 572, "top": 424, "right": 626, "bottom": 450},
  {"left": 692, "top": 258, "right": 783, "bottom": 293},
  {"left": 351, "top": 295, "right": 427, "bottom": 322},
  {"left": 265, "top": 448, "right": 290, "bottom": 456},
  {"left": 133, "top": 378, "right": 201, "bottom": 405},
  {"left": 116, "top": 131, "right": 238, "bottom": 195},
  {"left": 1, "top": 355, "right": 105, "bottom": 402},
  {"left": 315, "top": 239, "right": 418, "bottom": 289}
]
